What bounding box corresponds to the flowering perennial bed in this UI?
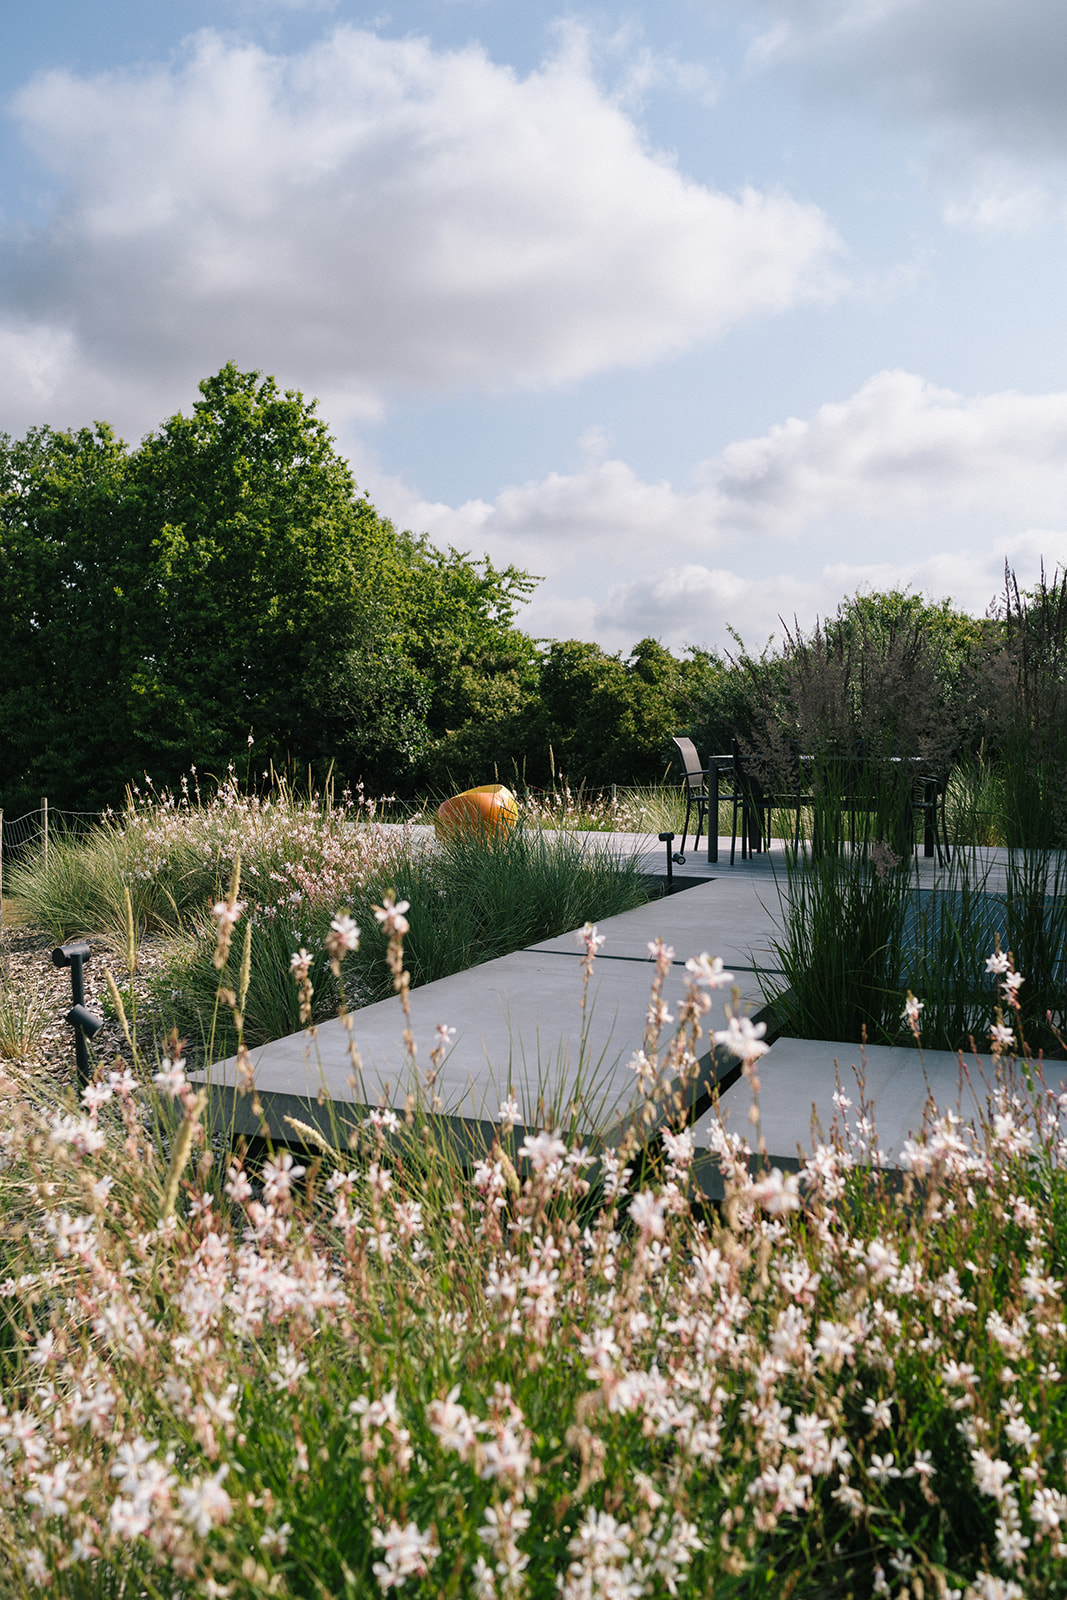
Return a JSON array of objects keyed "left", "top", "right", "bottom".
[{"left": 0, "top": 934, "right": 1065, "bottom": 1599}]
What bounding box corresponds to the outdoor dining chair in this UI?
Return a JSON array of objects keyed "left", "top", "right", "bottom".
[
  {"left": 911, "top": 764, "right": 953, "bottom": 865},
  {"left": 670, "top": 736, "right": 711, "bottom": 862},
  {"left": 730, "top": 739, "right": 812, "bottom": 863},
  {"left": 807, "top": 749, "right": 934, "bottom": 861}
]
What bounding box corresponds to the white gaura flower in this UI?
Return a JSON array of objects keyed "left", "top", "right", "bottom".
[
  {"left": 178, "top": 1464, "right": 232, "bottom": 1537},
  {"left": 327, "top": 913, "right": 360, "bottom": 961},
  {"left": 661, "top": 1127, "right": 695, "bottom": 1170},
  {"left": 153, "top": 1063, "right": 188, "bottom": 1099},
  {"left": 518, "top": 1130, "right": 566, "bottom": 1173},
  {"left": 971, "top": 1449, "right": 1013, "bottom": 1502},
  {"left": 629, "top": 1189, "right": 668, "bottom": 1239},
  {"left": 371, "top": 1520, "right": 440, "bottom": 1588},
  {"left": 813, "top": 1320, "right": 856, "bottom": 1370},
  {"left": 685, "top": 953, "right": 734, "bottom": 988},
  {"left": 211, "top": 897, "right": 245, "bottom": 929},
  {"left": 373, "top": 895, "right": 411, "bottom": 937},
  {"left": 713, "top": 1013, "right": 769, "bottom": 1060},
  {"left": 426, "top": 1387, "right": 478, "bottom": 1459},
  {"left": 261, "top": 1151, "right": 306, "bottom": 1205},
  {"left": 750, "top": 1167, "right": 801, "bottom": 1214},
  {"left": 867, "top": 1452, "right": 901, "bottom": 1486},
  {"left": 901, "top": 992, "right": 923, "bottom": 1028}
]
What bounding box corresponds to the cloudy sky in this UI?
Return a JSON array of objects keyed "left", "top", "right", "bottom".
[{"left": 4, "top": 1, "right": 1067, "bottom": 652}]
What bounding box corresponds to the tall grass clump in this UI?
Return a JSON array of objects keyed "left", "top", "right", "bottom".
[
  {"left": 766, "top": 838, "right": 1067, "bottom": 1055},
  {"left": 976, "top": 564, "right": 1067, "bottom": 849},
  {"left": 8, "top": 770, "right": 409, "bottom": 946},
  {"left": 1, "top": 918, "right": 1067, "bottom": 1597},
  {"left": 0, "top": 978, "right": 48, "bottom": 1064},
  {"left": 764, "top": 838, "right": 914, "bottom": 1045},
  {"left": 161, "top": 822, "right": 654, "bottom": 1050}
]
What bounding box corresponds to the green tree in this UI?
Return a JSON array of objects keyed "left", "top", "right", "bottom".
[
  {"left": 0, "top": 421, "right": 141, "bottom": 813},
  {"left": 0, "top": 366, "right": 539, "bottom": 813},
  {"left": 533, "top": 637, "right": 692, "bottom": 787}
]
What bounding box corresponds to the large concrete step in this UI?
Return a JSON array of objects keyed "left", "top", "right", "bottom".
[{"left": 692, "top": 1034, "right": 1067, "bottom": 1197}]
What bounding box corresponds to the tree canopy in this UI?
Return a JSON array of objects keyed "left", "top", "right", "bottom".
[
  {"left": 0, "top": 366, "right": 1014, "bottom": 817},
  {"left": 0, "top": 366, "right": 537, "bottom": 813}
]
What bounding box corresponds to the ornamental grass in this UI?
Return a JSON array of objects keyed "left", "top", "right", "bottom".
[{"left": 0, "top": 907, "right": 1064, "bottom": 1598}]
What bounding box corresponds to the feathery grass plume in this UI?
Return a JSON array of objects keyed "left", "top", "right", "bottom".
[
  {"left": 283, "top": 1115, "right": 338, "bottom": 1158},
  {"left": 237, "top": 916, "right": 252, "bottom": 1020},
  {"left": 104, "top": 965, "right": 132, "bottom": 1050},
  {"left": 160, "top": 1087, "right": 208, "bottom": 1216},
  {"left": 123, "top": 883, "right": 138, "bottom": 977}
]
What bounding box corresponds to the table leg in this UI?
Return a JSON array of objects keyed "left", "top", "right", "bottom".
[{"left": 709, "top": 766, "right": 718, "bottom": 863}]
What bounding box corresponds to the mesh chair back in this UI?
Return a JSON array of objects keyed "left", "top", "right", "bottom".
[{"left": 672, "top": 736, "right": 705, "bottom": 792}]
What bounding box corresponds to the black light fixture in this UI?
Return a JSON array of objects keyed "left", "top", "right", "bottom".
[
  {"left": 52, "top": 942, "right": 104, "bottom": 1089},
  {"left": 658, "top": 831, "right": 675, "bottom": 892}
]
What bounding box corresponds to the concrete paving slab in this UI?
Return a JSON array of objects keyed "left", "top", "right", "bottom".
[
  {"left": 692, "top": 1034, "right": 1067, "bottom": 1197},
  {"left": 197, "top": 946, "right": 769, "bottom": 1152},
  {"left": 530, "top": 877, "right": 788, "bottom": 974}
]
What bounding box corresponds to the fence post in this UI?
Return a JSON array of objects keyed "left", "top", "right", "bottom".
[{"left": 42, "top": 797, "right": 48, "bottom": 866}]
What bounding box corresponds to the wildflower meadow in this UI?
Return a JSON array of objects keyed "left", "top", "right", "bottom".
[{"left": 0, "top": 893, "right": 1065, "bottom": 1599}]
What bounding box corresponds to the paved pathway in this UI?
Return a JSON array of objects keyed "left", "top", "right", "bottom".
[{"left": 195, "top": 832, "right": 1065, "bottom": 1175}]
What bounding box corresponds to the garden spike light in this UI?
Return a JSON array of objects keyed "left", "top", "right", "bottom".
[
  {"left": 659, "top": 832, "right": 675, "bottom": 892},
  {"left": 52, "top": 941, "right": 104, "bottom": 1089}
]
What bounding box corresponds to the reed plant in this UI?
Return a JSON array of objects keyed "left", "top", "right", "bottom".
[
  {"left": 0, "top": 914, "right": 1066, "bottom": 1597},
  {"left": 765, "top": 834, "right": 1066, "bottom": 1056},
  {"left": 972, "top": 565, "right": 1067, "bottom": 850}
]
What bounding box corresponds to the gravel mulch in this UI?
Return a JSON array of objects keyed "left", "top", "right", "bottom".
[{"left": 0, "top": 907, "right": 175, "bottom": 1098}]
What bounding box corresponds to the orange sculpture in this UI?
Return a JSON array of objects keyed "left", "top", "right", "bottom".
[{"left": 435, "top": 783, "right": 519, "bottom": 839}]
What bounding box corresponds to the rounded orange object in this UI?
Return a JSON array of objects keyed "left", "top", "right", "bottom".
[{"left": 435, "top": 783, "right": 519, "bottom": 840}]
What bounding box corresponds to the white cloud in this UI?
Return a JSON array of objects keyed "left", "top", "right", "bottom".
[
  {"left": 747, "top": 0, "right": 1067, "bottom": 227},
  {"left": 0, "top": 24, "right": 840, "bottom": 437},
  {"left": 360, "top": 369, "right": 1067, "bottom": 650},
  {"left": 705, "top": 370, "right": 1067, "bottom": 536}
]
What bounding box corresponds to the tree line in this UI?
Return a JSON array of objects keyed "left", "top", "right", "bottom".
[{"left": 0, "top": 365, "right": 1058, "bottom": 817}]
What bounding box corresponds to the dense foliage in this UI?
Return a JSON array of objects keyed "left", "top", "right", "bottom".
[
  {"left": 0, "top": 367, "right": 537, "bottom": 813},
  {"left": 3, "top": 364, "right": 1063, "bottom": 819}
]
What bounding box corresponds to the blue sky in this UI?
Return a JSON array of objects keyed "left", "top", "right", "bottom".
[{"left": 4, "top": 0, "right": 1067, "bottom": 651}]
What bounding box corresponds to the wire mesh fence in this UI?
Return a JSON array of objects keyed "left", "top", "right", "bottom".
[{"left": 0, "top": 800, "right": 104, "bottom": 917}]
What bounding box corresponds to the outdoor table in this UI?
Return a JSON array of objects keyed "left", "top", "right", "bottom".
[
  {"left": 705, "top": 754, "right": 734, "bottom": 863},
  {"left": 722, "top": 751, "right": 942, "bottom": 863},
  {"left": 806, "top": 753, "right": 938, "bottom": 859}
]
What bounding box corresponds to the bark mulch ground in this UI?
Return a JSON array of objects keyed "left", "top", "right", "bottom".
[{"left": 0, "top": 900, "right": 173, "bottom": 1098}]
